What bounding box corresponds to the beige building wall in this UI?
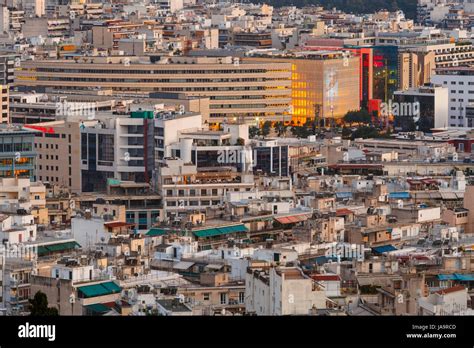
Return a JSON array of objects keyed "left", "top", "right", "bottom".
[
  {"left": 0, "top": 85, "right": 8, "bottom": 123},
  {"left": 464, "top": 185, "right": 474, "bottom": 233},
  {"left": 31, "top": 120, "right": 81, "bottom": 193},
  {"left": 398, "top": 51, "right": 435, "bottom": 90}
]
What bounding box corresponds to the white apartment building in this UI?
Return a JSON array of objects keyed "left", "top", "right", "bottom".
[
  {"left": 0, "top": 213, "right": 37, "bottom": 244},
  {"left": 432, "top": 66, "right": 474, "bottom": 127},
  {"left": 158, "top": 158, "right": 255, "bottom": 219},
  {"left": 245, "top": 266, "right": 327, "bottom": 315}
]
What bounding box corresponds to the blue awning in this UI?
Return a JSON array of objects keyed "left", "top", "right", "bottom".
[
  {"left": 453, "top": 273, "right": 474, "bottom": 281},
  {"left": 335, "top": 192, "right": 352, "bottom": 199},
  {"left": 388, "top": 192, "right": 411, "bottom": 199},
  {"left": 438, "top": 274, "right": 456, "bottom": 281},
  {"left": 372, "top": 245, "right": 397, "bottom": 254}
]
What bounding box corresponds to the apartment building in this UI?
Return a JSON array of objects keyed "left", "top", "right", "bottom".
[
  {"left": 0, "top": 54, "right": 16, "bottom": 124},
  {"left": 178, "top": 284, "right": 246, "bottom": 315},
  {"left": 15, "top": 56, "right": 292, "bottom": 123},
  {"left": 432, "top": 66, "right": 474, "bottom": 127},
  {"left": 31, "top": 260, "right": 122, "bottom": 315},
  {"left": 79, "top": 114, "right": 155, "bottom": 192},
  {"left": 231, "top": 30, "right": 272, "bottom": 48},
  {"left": 245, "top": 264, "right": 327, "bottom": 315},
  {"left": 29, "top": 121, "right": 81, "bottom": 193},
  {"left": 158, "top": 158, "right": 255, "bottom": 219},
  {"left": 0, "top": 177, "right": 46, "bottom": 224}
]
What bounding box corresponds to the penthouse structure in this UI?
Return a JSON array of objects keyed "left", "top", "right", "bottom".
[{"left": 15, "top": 56, "right": 292, "bottom": 124}]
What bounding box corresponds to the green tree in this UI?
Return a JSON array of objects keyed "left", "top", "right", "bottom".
[
  {"left": 344, "top": 109, "right": 371, "bottom": 125},
  {"left": 261, "top": 121, "right": 272, "bottom": 137},
  {"left": 29, "top": 291, "right": 59, "bottom": 316},
  {"left": 274, "top": 121, "right": 288, "bottom": 136},
  {"left": 341, "top": 127, "right": 352, "bottom": 139},
  {"left": 290, "top": 126, "right": 311, "bottom": 138},
  {"left": 351, "top": 126, "right": 380, "bottom": 140},
  {"left": 249, "top": 126, "right": 259, "bottom": 139}
]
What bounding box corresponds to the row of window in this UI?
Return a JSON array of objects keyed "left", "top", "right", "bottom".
[
  {"left": 35, "top": 68, "right": 280, "bottom": 75},
  {"left": 35, "top": 143, "right": 59, "bottom": 149}
]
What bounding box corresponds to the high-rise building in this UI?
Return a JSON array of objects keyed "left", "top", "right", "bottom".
[{"left": 398, "top": 51, "right": 435, "bottom": 90}]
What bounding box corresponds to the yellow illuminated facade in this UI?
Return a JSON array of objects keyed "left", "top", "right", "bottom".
[{"left": 249, "top": 54, "right": 361, "bottom": 125}]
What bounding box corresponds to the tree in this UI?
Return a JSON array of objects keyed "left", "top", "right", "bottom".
[
  {"left": 351, "top": 126, "right": 380, "bottom": 140},
  {"left": 274, "top": 121, "right": 288, "bottom": 136},
  {"left": 341, "top": 126, "right": 352, "bottom": 139},
  {"left": 290, "top": 125, "right": 310, "bottom": 139},
  {"left": 29, "top": 291, "right": 59, "bottom": 316},
  {"left": 249, "top": 126, "right": 259, "bottom": 139},
  {"left": 261, "top": 121, "right": 272, "bottom": 137},
  {"left": 344, "top": 109, "right": 371, "bottom": 125}
]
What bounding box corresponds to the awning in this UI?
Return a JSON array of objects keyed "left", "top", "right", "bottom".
[
  {"left": 372, "top": 245, "right": 397, "bottom": 254},
  {"left": 439, "top": 273, "right": 474, "bottom": 281},
  {"left": 437, "top": 274, "right": 456, "bottom": 281},
  {"left": 77, "top": 281, "right": 122, "bottom": 298},
  {"left": 335, "top": 192, "right": 352, "bottom": 199},
  {"left": 37, "top": 241, "right": 81, "bottom": 256},
  {"left": 146, "top": 228, "right": 170, "bottom": 237},
  {"left": 173, "top": 261, "right": 195, "bottom": 270},
  {"left": 84, "top": 303, "right": 111, "bottom": 314},
  {"left": 193, "top": 224, "right": 248, "bottom": 238},
  {"left": 275, "top": 214, "right": 309, "bottom": 225},
  {"left": 388, "top": 192, "right": 410, "bottom": 199}
]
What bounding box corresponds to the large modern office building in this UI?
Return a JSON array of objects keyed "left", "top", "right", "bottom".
[
  {"left": 248, "top": 51, "right": 361, "bottom": 125},
  {"left": 14, "top": 55, "right": 292, "bottom": 124}
]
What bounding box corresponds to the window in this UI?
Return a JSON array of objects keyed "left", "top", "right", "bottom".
[
  {"left": 239, "top": 292, "right": 245, "bottom": 304},
  {"left": 220, "top": 293, "right": 227, "bottom": 305},
  {"left": 203, "top": 293, "right": 210, "bottom": 301}
]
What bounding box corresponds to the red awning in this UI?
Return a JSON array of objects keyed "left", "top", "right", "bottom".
[{"left": 275, "top": 214, "right": 309, "bottom": 224}]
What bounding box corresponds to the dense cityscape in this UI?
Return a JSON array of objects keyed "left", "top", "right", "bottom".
[{"left": 0, "top": 0, "right": 474, "bottom": 323}]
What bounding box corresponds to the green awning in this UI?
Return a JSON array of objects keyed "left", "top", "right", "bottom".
[
  {"left": 37, "top": 241, "right": 81, "bottom": 256},
  {"left": 85, "top": 303, "right": 110, "bottom": 314},
  {"left": 146, "top": 228, "right": 169, "bottom": 237},
  {"left": 101, "top": 281, "right": 122, "bottom": 293},
  {"left": 37, "top": 246, "right": 48, "bottom": 255},
  {"left": 193, "top": 224, "right": 248, "bottom": 238},
  {"left": 77, "top": 281, "right": 122, "bottom": 298}
]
